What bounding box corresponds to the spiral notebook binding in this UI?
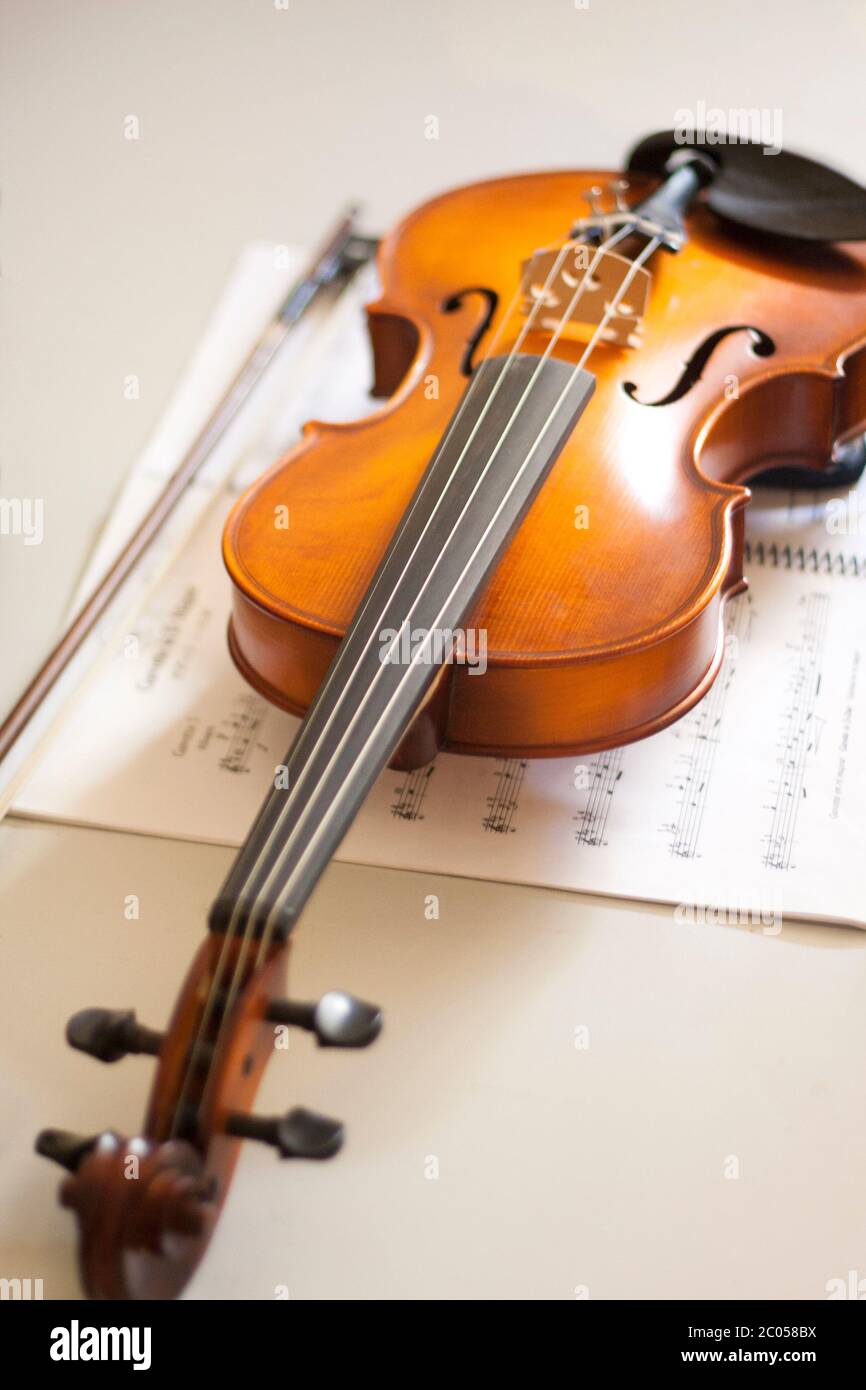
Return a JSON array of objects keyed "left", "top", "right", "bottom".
[{"left": 744, "top": 539, "right": 864, "bottom": 577}]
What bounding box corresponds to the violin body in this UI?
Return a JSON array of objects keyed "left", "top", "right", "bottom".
[{"left": 224, "top": 168, "right": 866, "bottom": 763}]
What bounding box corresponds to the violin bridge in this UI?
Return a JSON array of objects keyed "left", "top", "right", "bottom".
[{"left": 521, "top": 241, "right": 652, "bottom": 349}]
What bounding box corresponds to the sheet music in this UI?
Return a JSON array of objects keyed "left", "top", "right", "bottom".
[{"left": 11, "top": 252, "right": 866, "bottom": 930}]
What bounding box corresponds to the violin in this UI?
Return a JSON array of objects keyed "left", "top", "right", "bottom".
[{"left": 36, "top": 131, "right": 866, "bottom": 1299}]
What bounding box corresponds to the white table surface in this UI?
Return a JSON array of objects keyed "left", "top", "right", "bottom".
[
  {"left": 2, "top": 0, "right": 866, "bottom": 1301},
  {"left": 2, "top": 814, "right": 865, "bottom": 1300}
]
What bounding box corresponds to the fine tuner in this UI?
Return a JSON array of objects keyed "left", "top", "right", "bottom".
[{"left": 571, "top": 153, "right": 715, "bottom": 249}]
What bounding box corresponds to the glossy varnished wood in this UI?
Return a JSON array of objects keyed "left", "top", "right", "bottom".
[
  {"left": 223, "top": 169, "right": 866, "bottom": 760},
  {"left": 60, "top": 936, "right": 289, "bottom": 1299}
]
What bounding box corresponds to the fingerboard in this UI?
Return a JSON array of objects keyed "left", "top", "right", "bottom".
[{"left": 209, "top": 354, "right": 595, "bottom": 940}]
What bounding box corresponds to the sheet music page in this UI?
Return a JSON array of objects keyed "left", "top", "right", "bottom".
[{"left": 12, "top": 256, "right": 866, "bottom": 930}]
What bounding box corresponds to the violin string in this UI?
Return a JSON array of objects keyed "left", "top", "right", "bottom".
[
  {"left": 198, "top": 223, "right": 650, "bottom": 1119},
  {"left": 167, "top": 221, "right": 625, "bottom": 1138},
  {"left": 232, "top": 234, "right": 635, "bottom": 966},
  {"left": 172, "top": 211, "right": 653, "bottom": 1140},
  {"left": 245, "top": 232, "right": 662, "bottom": 969}
]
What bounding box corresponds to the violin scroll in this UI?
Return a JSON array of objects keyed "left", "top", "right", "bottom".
[
  {"left": 45, "top": 1133, "right": 215, "bottom": 1300},
  {"left": 36, "top": 929, "right": 382, "bottom": 1298}
]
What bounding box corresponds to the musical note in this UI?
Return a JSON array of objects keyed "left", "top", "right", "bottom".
[
  {"left": 216, "top": 692, "right": 269, "bottom": 775},
  {"left": 762, "top": 592, "right": 829, "bottom": 870},
  {"left": 660, "top": 596, "right": 748, "bottom": 859},
  {"left": 390, "top": 763, "right": 435, "bottom": 821},
  {"left": 573, "top": 749, "right": 624, "bottom": 846},
  {"left": 483, "top": 757, "right": 528, "bottom": 834}
]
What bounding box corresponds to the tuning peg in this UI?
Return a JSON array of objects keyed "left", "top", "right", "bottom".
[
  {"left": 227, "top": 1106, "right": 344, "bottom": 1160},
  {"left": 66, "top": 1007, "right": 163, "bottom": 1063},
  {"left": 266, "top": 990, "right": 382, "bottom": 1048},
  {"left": 35, "top": 1128, "right": 98, "bottom": 1173},
  {"left": 613, "top": 178, "right": 630, "bottom": 211}
]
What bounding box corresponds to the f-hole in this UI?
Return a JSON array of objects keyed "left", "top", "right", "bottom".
[
  {"left": 442, "top": 287, "right": 499, "bottom": 376},
  {"left": 623, "top": 325, "right": 775, "bottom": 407}
]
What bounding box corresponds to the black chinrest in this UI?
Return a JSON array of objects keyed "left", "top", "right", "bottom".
[{"left": 627, "top": 129, "right": 866, "bottom": 243}]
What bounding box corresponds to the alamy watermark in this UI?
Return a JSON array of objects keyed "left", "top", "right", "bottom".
[
  {"left": 1, "top": 1276, "right": 43, "bottom": 1299},
  {"left": 0, "top": 496, "right": 43, "bottom": 545},
  {"left": 674, "top": 103, "right": 783, "bottom": 156},
  {"left": 826, "top": 491, "right": 866, "bottom": 536},
  {"left": 379, "top": 625, "right": 488, "bottom": 675},
  {"left": 674, "top": 890, "right": 782, "bottom": 935},
  {"left": 50, "top": 1320, "right": 151, "bottom": 1370}
]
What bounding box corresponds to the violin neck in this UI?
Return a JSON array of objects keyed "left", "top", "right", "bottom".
[{"left": 209, "top": 353, "right": 595, "bottom": 941}]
